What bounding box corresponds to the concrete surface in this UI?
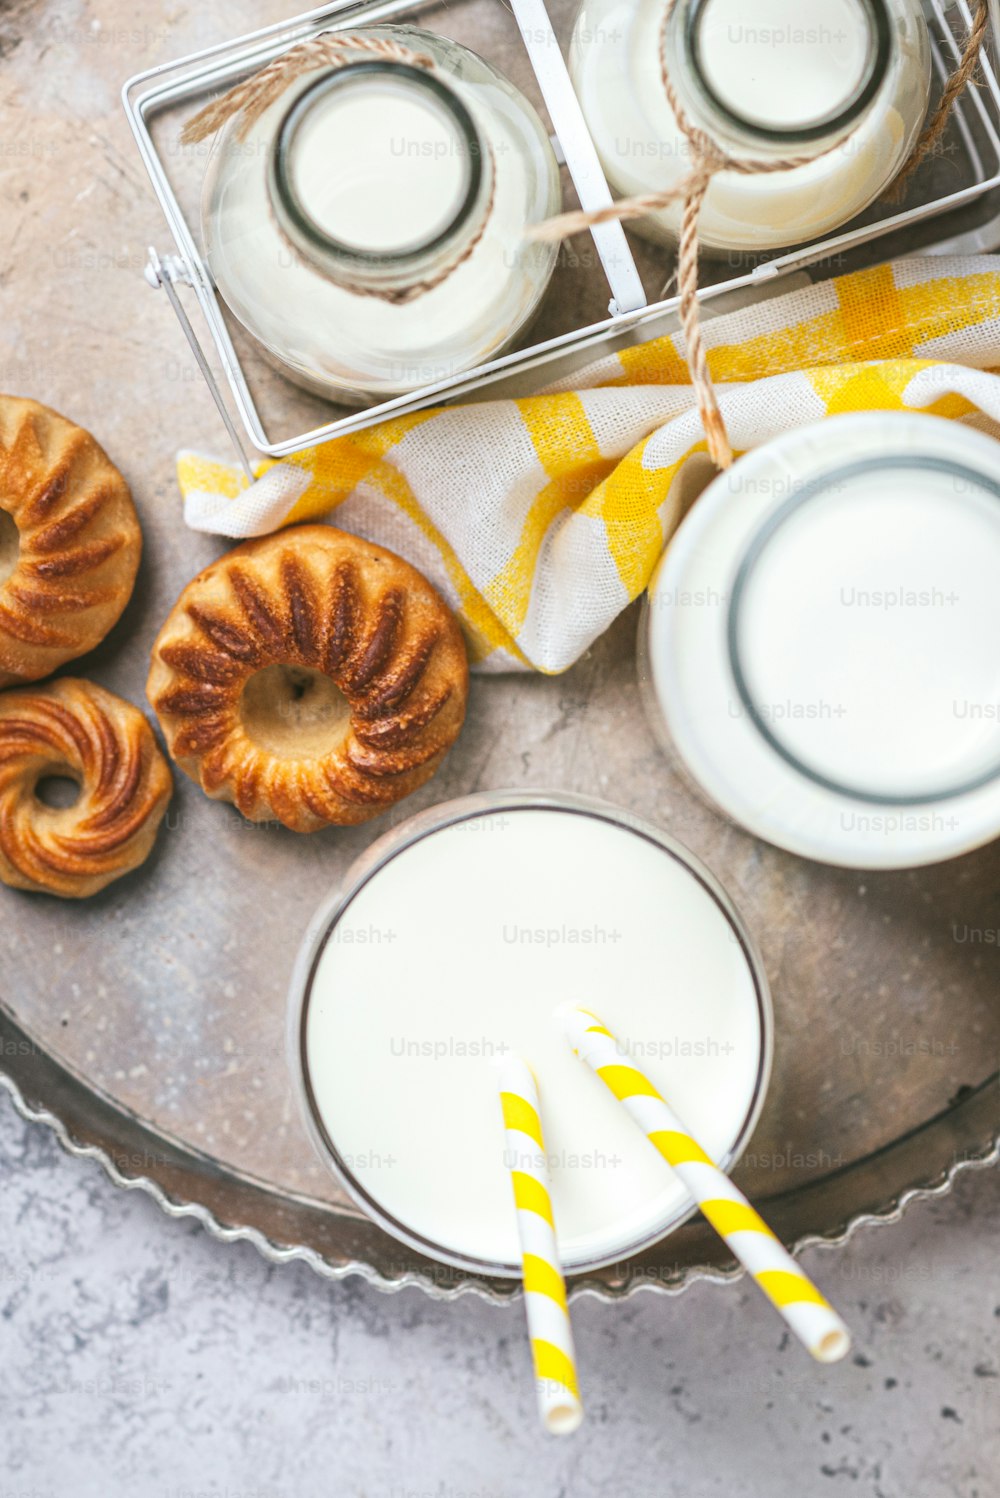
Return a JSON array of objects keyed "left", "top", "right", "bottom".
[{"left": 1, "top": 1091, "right": 997, "bottom": 1497}]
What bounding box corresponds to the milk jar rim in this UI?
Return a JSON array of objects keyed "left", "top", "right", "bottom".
[
  {"left": 683, "top": 0, "right": 894, "bottom": 146},
  {"left": 641, "top": 412, "right": 1000, "bottom": 870},
  {"left": 269, "top": 61, "right": 487, "bottom": 272},
  {"left": 287, "top": 790, "right": 774, "bottom": 1278},
  {"left": 728, "top": 454, "right": 1000, "bottom": 807}
]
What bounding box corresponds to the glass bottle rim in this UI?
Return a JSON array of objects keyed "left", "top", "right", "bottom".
[
  {"left": 268, "top": 60, "right": 487, "bottom": 273},
  {"left": 682, "top": 0, "right": 894, "bottom": 146},
  {"left": 726, "top": 454, "right": 1000, "bottom": 808}
]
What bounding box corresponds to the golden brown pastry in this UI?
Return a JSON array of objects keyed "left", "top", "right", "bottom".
[
  {"left": 0, "top": 678, "right": 172, "bottom": 898},
  {"left": 147, "top": 525, "right": 469, "bottom": 831},
  {"left": 0, "top": 396, "right": 142, "bottom": 688},
  {"left": 147, "top": 527, "right": 470, "bottom": 832}
]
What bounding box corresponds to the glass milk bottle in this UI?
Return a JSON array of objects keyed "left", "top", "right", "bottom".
[
  {"left": 570, "top": 0, "right": 932, "bottom": 252},
  {"left": 640, "top": 412, "right": 1000, "bottom": 870},
  {"left": 201, "top": 26, "right": 561, "bottom": 404}
]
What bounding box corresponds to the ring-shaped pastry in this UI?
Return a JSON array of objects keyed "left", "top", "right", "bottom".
[
  {"left": 0, "top": 677, "right": 172, "bottom": 898},
  {"left": 0, "top": 396, "right": 142, "bottom": 687},
  {"left": 147, "top": 526, "right": 469, "bottom": 832}
]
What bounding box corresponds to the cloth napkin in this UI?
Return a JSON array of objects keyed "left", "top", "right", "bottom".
[{"left": 178, "top": 257, "right": 1000, "bottom": 673}]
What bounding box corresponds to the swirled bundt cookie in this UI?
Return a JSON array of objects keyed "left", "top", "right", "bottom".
[
  {"left": 0, "top": 397, "right": 142, "bottom": 687},
  {"left": 147, "top": 525, "right": 469, "bottom": 832},
  {"left": 0, "top": 678, "right": 172, "bottom": 898}
]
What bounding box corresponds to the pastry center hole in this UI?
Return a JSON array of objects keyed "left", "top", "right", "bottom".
[
  {"left": 35, "top": 773, "right": 81, "bottom": 810},
  {"left": 0, "top": 509, "right": 19, "bottom": 587},
  {"left": 240, "top": 664, "right": 351, "bottom": 760}
]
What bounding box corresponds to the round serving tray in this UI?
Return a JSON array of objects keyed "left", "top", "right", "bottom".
[{"left": 1, "top": 602, "right": 998, "bottom": 1303}]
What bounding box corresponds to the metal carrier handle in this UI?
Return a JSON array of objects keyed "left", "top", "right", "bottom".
[
  {"left": 145, "top": 248, "right": 256, "bottom": 481},
  {"left": 509, "top": 0, "right": 646, "bottom": 316}
]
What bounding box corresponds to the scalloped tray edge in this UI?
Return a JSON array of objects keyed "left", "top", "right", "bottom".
[{"left": 2, "top": 1066, "right": 997, "bottom": 1306}]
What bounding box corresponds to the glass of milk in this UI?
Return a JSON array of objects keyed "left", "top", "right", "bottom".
[
  {"left": 201, "top": 26, "right": 561, "bottom": 404},
  {"left": 641, "top": 412, "right": 1000, "bottom": 869},
  {"left": 570, "top": 0, "right": 932, "bottom": 252},
  {"left": 289, "top": 792, "right": 773, "bottom": 1275}
]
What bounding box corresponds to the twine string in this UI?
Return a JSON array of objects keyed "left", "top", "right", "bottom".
[
  {"left": 531, "top": 0, "right": 814, "bottom": 468},
  {"left": 180, "top": 32, "right": 435, "bottom": 144},
  {"left": 656, "top": 0, "right": 813, "bottom": 467},
  {"left": 529, "top": 0, "right": 990, "bottom": 470},
  {"left": 888, "top": 0, "right": 989, "bottom": 202}
]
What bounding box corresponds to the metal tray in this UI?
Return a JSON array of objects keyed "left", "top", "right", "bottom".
[
  {"left": 1, "top": 591, "right": 998, "bottom": 1301},
  {"left": 1, "top": 0, "right": 998, "bottom": 1301}
]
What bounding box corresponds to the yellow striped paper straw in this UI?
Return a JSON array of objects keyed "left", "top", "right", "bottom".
[
  {"left": 558, "top": 1005, "right": 850, "bottom": 1363},
  {"left": 496, "top": 1055, "right": 583, "bottom": 1434}
]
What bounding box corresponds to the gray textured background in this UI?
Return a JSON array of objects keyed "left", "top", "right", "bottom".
[{"left": 1, "top": 1092, "right": 998, "bottom": 1496}]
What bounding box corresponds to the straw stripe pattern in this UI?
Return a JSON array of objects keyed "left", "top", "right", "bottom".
[
  {"left": 497, "top": 1057, "right": 583, "bottom": 1434},
  {"left": 560, "top": 1007, "right": 851, "bottom": 1363}
]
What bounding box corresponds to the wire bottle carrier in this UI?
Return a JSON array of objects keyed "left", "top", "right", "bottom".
[{"left": 122, "top": 0, "right": 1000, "bottom": 473}]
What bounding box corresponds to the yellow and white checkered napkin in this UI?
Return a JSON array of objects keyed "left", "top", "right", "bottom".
[{"left": 179, "top": 257, "right": 1000, "bottom": 674}]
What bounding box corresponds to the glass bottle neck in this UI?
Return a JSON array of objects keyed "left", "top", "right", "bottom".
[
  {"left": 663, "top": 0, "right": 894, "bottom": 159},
  {"left": 267, "top": 61, "right": 493, "bottom": 298}
]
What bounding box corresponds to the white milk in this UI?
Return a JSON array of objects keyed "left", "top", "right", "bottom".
[
  {"left": 288, "top": 78, "right": 471, "bottom": 254},
  {"left": 570, "top": 0, "right": 931, "bottom": 251},
  {"left": 202, "top": 27, "right": 560, "bottom": 403},
  {"left": 694, "top": 0, "right": 870, "bottom": 133},
  {"left": 297, "top": 803, "right": 769, "bottom": 1271},
  {"left": 642, "top": 413, "right": 1000, "bottom": 868},
  {"left": 734, "top": 469, "right": 1000, "bottom": 802}
]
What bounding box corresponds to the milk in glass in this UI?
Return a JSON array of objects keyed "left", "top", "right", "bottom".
[{"left": 292, "top": 798, "right": 771, "bottom": 1272}]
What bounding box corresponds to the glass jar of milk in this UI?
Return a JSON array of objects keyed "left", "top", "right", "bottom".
[
  {"left": 201, "top": 26, "right": 561, "bottom": 404},
  {"left": 640, "top": 413, "right": 1000, "bottom": 869},
  {"left": 570, "top": 0, "right": 932, "bottom": 252}
]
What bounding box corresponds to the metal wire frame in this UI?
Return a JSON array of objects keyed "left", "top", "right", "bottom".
[{"left": 121, "top": 0, "right": 1000, "bottom": 468}]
